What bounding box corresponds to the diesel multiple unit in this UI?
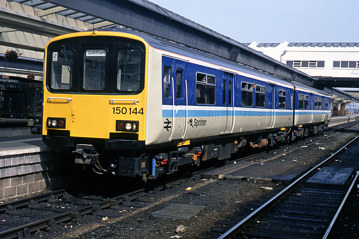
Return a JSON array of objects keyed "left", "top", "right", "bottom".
[{"left": 42, "top": 30, "right": 331, "bottom": 180}]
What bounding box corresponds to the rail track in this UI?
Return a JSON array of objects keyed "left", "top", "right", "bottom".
[
  {"left": 0, "top": 120, "right": 357, "bottom": 238},
  {"left": 0, "top": 164, "right": 211, "bottom": 238},
  {"left": 218, "top": 135, "right": 359, "bottom": 239}
]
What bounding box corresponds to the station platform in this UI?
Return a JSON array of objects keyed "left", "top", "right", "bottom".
[
  {"left": 0, "top": 135, "right": 44, "bottom": 156},
  {"left": 0, "top": 135, "right": 71, "bottom": 201}
]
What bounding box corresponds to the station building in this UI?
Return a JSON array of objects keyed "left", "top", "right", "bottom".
[{"left": 248, "top": 42, "right": 359, "bottom": 115}]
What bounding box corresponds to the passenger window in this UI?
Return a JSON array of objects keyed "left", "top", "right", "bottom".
[
  {"left": 83, "top": 49, "right": 106, "bottom": 90},
  {"left": 314, "top": 97, "right": 321, "bottom": 110},
  {"left": 223, "top": 80, "right": 226, "bottom": 105},
  {"left": 325, "top": 99, "right": 329, "bottom": 110},
  {"left": 255, "top": 85, "right": 265, "bottom": 107},
  {"left": 196, "top": 73, "right": 216, "bottom": 104},
  {"left": 176, "top": 69, "right": 183, "bottom": 99},
  {"left": 279, "top": 90, "right": 286, "bottom": 109},
  {"left": 320, "top": 98, "right": 323, "bottom": 109},
  {"left": 163, "top": 66, "right": 171, "bottom": 99},
  {"left": 304, "top": 95, "right": 309, "bottom": 109},
  {"left": 241, "top": 82, "right": 253, "bottom": 107},
  {"left": 228, "top": 81, "right": 232, "bottom": 105},
  {"left": 299, "top": 94, "right": 304, "bottom": 109}
]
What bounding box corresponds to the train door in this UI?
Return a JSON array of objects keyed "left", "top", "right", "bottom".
[
  {"left": 309, "top": 94, "right": 314, "bottom": 123},
  {"left": 268, "top": 84, "right": 275, "bottom": 128},
  {"left": 223, "top": 73, "right": 234, "bottom": 133},
  {"left": 163, "top": 57, "right": 187, "bottom": 140}
]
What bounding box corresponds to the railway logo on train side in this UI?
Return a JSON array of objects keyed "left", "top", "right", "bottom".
[
  {"left": 188, "top": 118, "right": 207, "bottom": 128},
  {"left": 164, "top": 118, "right": 172, "bottom": 131}
]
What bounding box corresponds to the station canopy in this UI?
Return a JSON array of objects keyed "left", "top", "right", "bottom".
[{"left": 0, "top": 0, "right": 357, "bottom": 103}]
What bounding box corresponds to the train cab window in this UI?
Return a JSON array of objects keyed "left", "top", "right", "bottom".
[
  {"left": 83, "top": 49, "right": 106, "bottom": 90},
  {"left": 279, "top": 90, "right": 286, "bottom": 109},
  {"left": 304, "top": 95, "right": 309, "bottom": 109},
  {"left": 241, "top": 82, "right": 253, "bottom": 107},
  {"left": 298, "top": 94, "right": 304, "bottom": 109},
  {"left": 196, "top": 73, "right": 216, "bottom": 104},
  {"left": 176, "top": 69, "right": 183, "bottom": 99},
  {"left": 50, "top": 47, "right": 74, "bottom": 90},
  {"left": 163, "top": 66, "right": 171, "bottom": 98},
  {"left": 116, "top": 49, "right": 143, "bottom": 92},
  {"left": 255, "top": 85, "right": 265, "bottom": 107}
]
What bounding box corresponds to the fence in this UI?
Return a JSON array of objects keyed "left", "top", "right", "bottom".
[{"left": 0, "top": 82, "right": 43, "bottom": 121}]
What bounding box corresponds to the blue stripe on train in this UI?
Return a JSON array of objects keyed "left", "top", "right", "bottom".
[{"left": 162, "top": 109, "right": 328, "bottom": 118}]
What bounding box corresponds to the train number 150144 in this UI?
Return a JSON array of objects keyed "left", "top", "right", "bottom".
[{"left": 112, "top": 107, "right": 144, "bottom": 115}]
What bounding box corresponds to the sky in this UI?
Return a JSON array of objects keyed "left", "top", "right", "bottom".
[{"left": 148, "top": 0, "right": 359, "bottom": 43}]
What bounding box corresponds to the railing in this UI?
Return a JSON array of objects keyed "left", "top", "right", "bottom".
[{"left": 0, "top": 82, "right": 43, "bottom": 121}]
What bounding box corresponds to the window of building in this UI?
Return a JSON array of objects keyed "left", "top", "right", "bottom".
[
  {"left": 333, "top": 61, "right": 359, "bottom": 68},
  {"left": 302, "top": 61, "right": 309, "bottom": 67},
  {"left": 163, "top": 66, "right": 171, "bottom": 98},
  {"left": 309, "top": 61, "right": 317, "bottom": 67},
  {"left": 293, "top": 61, "right": 302, "bottom": 67},
  {"left": 241, "top": 82, "right": 253, "bottom": 107},
  {"left": 341, "top": 61, "right": 349, "bottom": 68},
  {"left": 255, "top": 85, "right": 265, "bottom": 107},
  {"left": 279, "top": 90, "right": 286, "bottom": 108},
  {"left": 287, "top": 60, "right": 324, "bottom": 68},
  {"left": 349, "top": 61, "right": 357, "bottom": 68},
  {"left": 196, "top": 73, "right": 216, "bottom": 104}
]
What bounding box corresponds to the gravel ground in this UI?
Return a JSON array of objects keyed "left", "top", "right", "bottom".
[{"left": 35, "top": 125, "right": 359, "bottom": 239}]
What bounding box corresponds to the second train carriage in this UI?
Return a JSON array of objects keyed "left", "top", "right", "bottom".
[{"left": 42, "top": 30, "right": 331, "bottom": 179}]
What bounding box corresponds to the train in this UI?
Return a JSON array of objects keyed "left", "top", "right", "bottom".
[{"left": 42, "top": 29, "right": 331, "bottom": 180}]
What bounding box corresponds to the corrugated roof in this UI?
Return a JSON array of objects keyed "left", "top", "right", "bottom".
[
  {"left": 257, "top": 43, "right": 280, "bottom": 47},
  {"left": 288, "top": 42, "right": 359, "bottom": 47}
]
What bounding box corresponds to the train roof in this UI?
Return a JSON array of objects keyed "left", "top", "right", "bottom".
[
  {"left": 291, "top": 81, "right": 330, "bottom": 97},
  {"left": 97, "top": 29, "right": 294, "bottom": 88},
  {"left": 73, "top": 29, "right": 329, "bottom": 97}
]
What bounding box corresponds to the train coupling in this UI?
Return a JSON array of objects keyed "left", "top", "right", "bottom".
[{"left": 73, "top": 144, "right": 99, "bottom": 165}]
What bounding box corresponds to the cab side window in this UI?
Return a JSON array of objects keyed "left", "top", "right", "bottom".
[{"left": 163, "top": 66, "right": 171, "bottom": 99}]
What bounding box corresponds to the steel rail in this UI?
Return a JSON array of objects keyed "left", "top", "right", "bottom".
[
  {"left": 218, "top": 135, "right": 359, "bottom": 239},
  {"left": 322, "top": 170, "right": 359, "bottom": 239},
  {"left": 0, "top": 189, "right": 66, "bottom": 213}
]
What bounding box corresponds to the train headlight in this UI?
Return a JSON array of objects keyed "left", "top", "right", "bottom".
[
  {"left": 116, "top": 120, "right": 139, "bottom": 132},
  {"left": 125, "top": 123, "right": 132, "bottom": 130},
  {"left": 47, "top": 118, "right": 66, "bottom": 129},
  {"left": 51, "top": 120, "right": 57, "bottom": 127}
]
